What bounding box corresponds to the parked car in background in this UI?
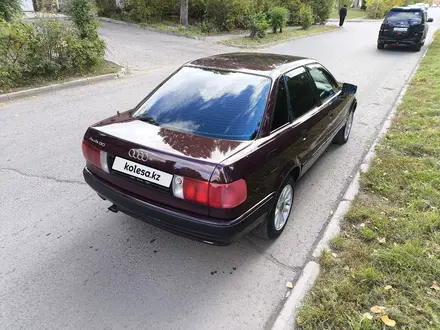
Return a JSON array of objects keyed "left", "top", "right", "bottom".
[
  {"left": 82, "top": 53, "right": 358, "bottom": 245},
  {"left": 378, "top": 7, "right": 434, "bottom": 51}
]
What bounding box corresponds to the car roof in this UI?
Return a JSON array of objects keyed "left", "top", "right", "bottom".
[
  {"left": 186, "top": 53, "right": 317, "bottom": 79},
  {"left": 390, "top": 6, "right": 425, "bottom": 11}
]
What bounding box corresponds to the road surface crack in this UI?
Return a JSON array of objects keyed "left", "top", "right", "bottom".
[
  {"left": 1, "top": 168, "right": 86, "bottom": 185},
  {"left": 245, "top": 237, "right": 301, "bottom": 272}
]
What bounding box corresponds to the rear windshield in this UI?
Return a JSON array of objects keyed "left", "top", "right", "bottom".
[
  {"left": 133, "top": 67, "right": 271, "bottom": 141},
  {"left": 386, "top": 10, "right": 423, "bottom": 23}
]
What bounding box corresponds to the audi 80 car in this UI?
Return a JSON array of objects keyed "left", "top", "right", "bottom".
[
  {"left": 377, "top": 7, "right": 434, "bottom": 51},
  {"left": 82, "top": 53, "right": 358, "bottom": 245}
]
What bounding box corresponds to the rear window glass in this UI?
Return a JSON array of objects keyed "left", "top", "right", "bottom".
[
  {"left": 386, "top": 10, "right": 423, "bottom": 23},
  {"left": 133, "top": 67, "right": 271, "bottom": 141}
]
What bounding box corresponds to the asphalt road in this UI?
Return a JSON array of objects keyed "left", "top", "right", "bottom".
[{"left": 1, "top": 11, "right": 439, "bottom": 330}]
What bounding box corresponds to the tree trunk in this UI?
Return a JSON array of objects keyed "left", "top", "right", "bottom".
[{"left": 180, "top": 0, "right": 189, "bottom": 26}]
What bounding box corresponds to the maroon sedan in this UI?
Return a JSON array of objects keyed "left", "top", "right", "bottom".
[{"left": 82, "top": 53, "right": 357, "bottom": 245}]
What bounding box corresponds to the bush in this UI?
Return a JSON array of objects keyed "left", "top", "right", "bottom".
[
  {"left": 0, "top": 0, "right": 21, "bottom": 21},
  {"left": 268, "top": 6, "right": 288, "bottom": 33},
  {"left": 66, "top": 0, "right": 99, "bottom": 38},
  {"left": 299, "top": 4, "right": 313, "bottom": 29},
  {"left": 191, "top": 0, "right": 254, "bottom": 31},
  {"left": 0, "top": 12, "right": 106, "bottom": 90},
  {"left": 200, "top": 20, "right": 217, "bottom": 33},
  {"left": 312, "top": 0, "right": 334, "bottom": 24},
  {"left": 96, "top": 0, "right": 117, "bottom": 17},
  {"left": 123, "top": 0, "right": 156, "bottom": 22},
  {"left": 122, "top": 0, "right": 179, "bottom": 23},
  {"left": 248, "top": 11, "right": 269, "bottom": 38},
  {"left": 279, "top": 0, "right": 301, "bottom": 25},
  {"left": 0, "top": 18, "right": 35, "bottom": 87}
]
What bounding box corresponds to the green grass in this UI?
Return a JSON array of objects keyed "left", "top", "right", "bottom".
[
  {"left": 330, "top": 7, "right": 367, "bottom": 20},
  {"left": 1, "top": 60, "right": 121, "bottom": 94},
  {"left": 222, "top": 26, "right": 338, "bottom": 48},
  {"left": 145, "top": 21, "right": 206, "bottom": 37},
  {"left": 297, "top": 31, "right": 440, "bottom": 330}
]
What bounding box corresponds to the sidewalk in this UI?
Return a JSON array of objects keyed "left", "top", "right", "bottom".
[{"left": 295, "top": 31, "right": 440, "bottom": 330}]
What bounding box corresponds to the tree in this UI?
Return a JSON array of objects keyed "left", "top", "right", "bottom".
[
  {"left": 0, "top": 0, "right": 21, "bottom": 21},
  {"left": 312, "top": 0, "right": 334, "bottom": 24},
  {"left": 180, "top": 0, "right": 188, "bottom": 25},
  {"left": 268, "top": 7, "right": 288, "bottom": 33}
]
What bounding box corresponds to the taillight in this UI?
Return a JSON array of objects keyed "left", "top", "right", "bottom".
[
  {"left": 82, "top": 140, "right": 109, "bottom": 172},
  {"left": 172, "top": 176, "right": 247, "bottom": 209},
  {"left": 209, "top": 181, "right": 247, "bottom": 209}
]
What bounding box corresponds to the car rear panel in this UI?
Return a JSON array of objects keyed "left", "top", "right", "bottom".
[
  {"left": 379, "top": 9, "right": 426, "bottom": 43},
  {"left": 84, "top": 111, "right": 252, "bottom": 217},
  {"left": 380, "top": 22, "right": 423, "bottom": 41}
]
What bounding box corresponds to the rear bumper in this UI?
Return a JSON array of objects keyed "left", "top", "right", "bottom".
[
  {"left": 378, "top": 36, "right": 422, "bottom": 45},
  {"left": 83, "top": 168, "right": 272, "bottom": 245}
]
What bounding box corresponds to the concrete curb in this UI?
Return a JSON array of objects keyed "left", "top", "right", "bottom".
[
  {"left": 219, "top": 27, "right": 340, "bottom": 49},
  {"left": 98, "top": 17, "right": 200, "bottom": 40},
  {"left": 0, "top": 67, "right": 126, "bottom": 103},
  {"left": 272, "top": 262, "right": 320, "bottom": 330},
  {"left": 270, "top": 44, "right": 431, "bottom": 330}
]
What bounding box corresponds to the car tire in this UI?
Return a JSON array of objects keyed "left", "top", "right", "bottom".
[
  {"left": 254, "top": 177, "right": 295, "bottom": 240},
  {"left": 377, "top": 42, "right": 385, "bottom": 50},
  {"left": 333, "top": 110, "right": 354, "bottom": 145}
]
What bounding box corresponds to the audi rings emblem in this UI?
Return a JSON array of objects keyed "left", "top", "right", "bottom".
[{"left": 128, "top": 149, "right": 149, "bottom": 162}]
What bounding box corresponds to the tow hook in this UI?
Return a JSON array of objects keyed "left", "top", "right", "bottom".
[{"left": 108, "top": 204, "right": 119, "bottom": 213}]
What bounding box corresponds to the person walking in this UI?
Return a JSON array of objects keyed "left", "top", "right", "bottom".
[{"left": 339, "top": 5, "right": 347, "bottom": 27}]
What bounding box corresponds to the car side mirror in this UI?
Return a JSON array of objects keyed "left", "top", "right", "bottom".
[
  {"left": 427, "top": 18, "right": 434, "bottom": 23},
  {"left": 342, "top": 83, "right": 357, "bottom": 95}
]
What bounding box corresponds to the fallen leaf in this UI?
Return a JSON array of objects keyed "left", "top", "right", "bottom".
[
  {"left": 381, "top": 315, "right": 396, "bottom": 327},
  {"left": 286, "top": 281, "right": 294, "bottom": 289},
  {"left": 331, "top": 253, "right": 338, "bottom": 258},
  {"left": 378, "top": 237, "right": 386, "bottom": 244},
  {"left": 360, "top": 223, "right": 366, "bottom": 228},
  {"left": 431, "top": 281, "right": 440, "bottom": 291},
  {"left": 385, "top": 285, "right": 393, "bottom": 291},
  {"left": 14, "top": 114, "right": 19, "bottom": 117},
  {"left": 362, "top": 312, "right": 373, "bottom": 320},
  {"left": 370, "top": 306, "right": 386, "bottom": 314},
  {"left": 330, "top": 210, "right": 334, "bottom": 215},
  {"left": 344, "top": 265, "right": 350, "bottom": 271}
]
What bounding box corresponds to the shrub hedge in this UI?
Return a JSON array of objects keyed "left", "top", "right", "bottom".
[
  {"left": 100, "top": 0, "right": 333, "bottom": 31},
  {"left": 0, "top": 0, "right": 106, "bottom": 90}
]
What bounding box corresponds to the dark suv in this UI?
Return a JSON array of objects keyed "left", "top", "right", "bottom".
[
  {"left": 82, "top": 53, "right": 357, "bottom": 245},
  {"left": 378, "top": 7, "right": 433, "bottom": 51}
]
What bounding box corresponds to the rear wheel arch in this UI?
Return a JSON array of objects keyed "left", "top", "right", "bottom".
[
  {"left": 350, "top": 98, "right": 358, "bottom": 113},
  {"left": 289, "top": 166, "right": 301, "bottom": 182}
]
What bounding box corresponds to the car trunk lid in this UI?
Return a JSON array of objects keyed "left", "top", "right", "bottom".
[{"left": 84, "top": 112, "right": 251, "bottom": 216}]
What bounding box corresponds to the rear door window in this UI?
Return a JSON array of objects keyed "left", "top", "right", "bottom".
[
  {"left": 133, "top": 67, "right": 271, "bottom": 141},
  {"left": 284, "top": 67, "right": 317, "bottom": 119},
  {"left": 271, "top": 79, "right": 291, "bottom": 131},
  {"left": 307, "top": 65, "right": 339, "bottom": 104}
]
